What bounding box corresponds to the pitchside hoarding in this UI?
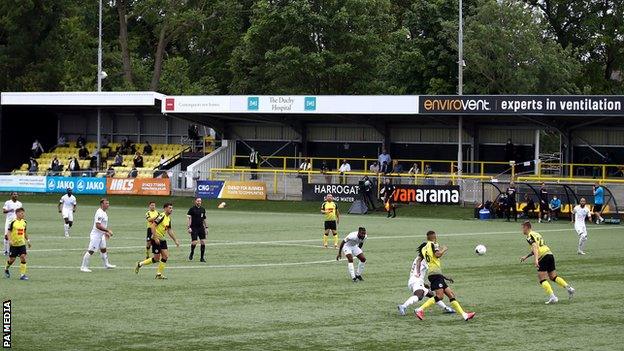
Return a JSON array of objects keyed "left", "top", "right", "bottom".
[
  {"left": 302, "top": 183, "right": 361, "bottom": 202},
  {"left": 0, "top": 175, "right": 46, "bottom": 193},
  {"left": 46, "top": 176, "right": 106, "bottom": 194},
  {"left": 196, "top": 180, "right": 267, "bottom": 200},
  {"left": 391, "top": 185, "right": 460, "bottom": 205},
  {"left": 106, "top": 178, "right": 170, "bottom": 196},
  {"left": 419, "top": 95, "right": 624, "bottom": 115},
  {"left": 303, "top": 182, "right": 460, "bottom": 205}
]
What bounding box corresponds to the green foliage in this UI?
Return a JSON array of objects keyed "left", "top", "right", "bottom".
[
  {"left": 0, "top": 0, "right": 621, "bottom": 94},
  {"left": 464, "top": 0, "right": 582, "bottom": 94}
]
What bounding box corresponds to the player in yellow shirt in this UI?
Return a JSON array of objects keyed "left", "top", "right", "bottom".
[
  {"left": 135, "top": 203, "right": 180, "bottom": 279},
  {"left": 415, "top": 230, "right": 475, "bottom": 321},
  {"left": 144, "top": 201, "right": 159, "bottom": 259},
  {"left": 520, "top": 221, "right": 575, "bottom": 304},
  {"left": 321, "top": 194, "right": 340, "bottom": 248},
  {"left": 4, "top": 208, "right": 31, "bottom": 280}
]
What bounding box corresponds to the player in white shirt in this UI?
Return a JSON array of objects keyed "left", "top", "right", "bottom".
[
  {"left": 336, "top": 227, "right": 367, "bottom": 282},
  {"left": 571, "top": 197, "right": 592, "bottom": 255},
  {"left": 57, "top": 188, "right": 77, "bottom": 238},
  {"left": 3, "top": 192, "right": 23, "bottom": 256},
  {"left": 397, "top": 243, "right": 455, "bottom": 315},
  {"left": 80, "top": 198, "right": 116, "bottom": 272}
]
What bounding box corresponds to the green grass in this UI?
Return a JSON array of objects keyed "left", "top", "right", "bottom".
[{"left": 2, "top": 196, "right": 623, "bottom": 350}]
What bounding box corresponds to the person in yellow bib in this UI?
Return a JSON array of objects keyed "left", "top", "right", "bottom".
[
  {"left": 144, "top": 201, "right": 159, "bottom": 259},
  {"left": 135, "top": 203, "right": 180, "bottom": 279},
  {"left": 520, "top": 221, "right": 575, "bottom": 304},
  {"left": 415, "top": 230, "right": 475, "bottom": 321},
  {"left": 4, "top": 208, "right": 31, "bottom": 280},
  {"left": 321, "top": 194, "right": 340, "bottom": 248}
]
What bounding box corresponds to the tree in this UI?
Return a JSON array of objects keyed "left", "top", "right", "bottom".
[
  {"left": 229, "top": 0, "right": 397, "bottom": 94},
  {"left": 463, "top": 0, "right": 581, "bottom": 94}
]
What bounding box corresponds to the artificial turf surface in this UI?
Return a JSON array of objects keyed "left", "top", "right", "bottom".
[{"left": 2, "top": 194, "right": 623, "bottom": 350}]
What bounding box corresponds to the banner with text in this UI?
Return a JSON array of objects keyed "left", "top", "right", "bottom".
[
  {"left": 219, "top": 181, "right": 267, "bottom": 200},
  {"left": 46, "top": 176, "right": 106, "bottom": 194},
  {"left": 419, "top": 95, "right": 624, "bottom": 115},
  {"left": 195, "top": 180, "right": 225, "bottom": 199},
  {"left": 392, "top": 185, "right": 461, "bottom": 204},
  {"left": 302, "top": 183, "right": 361, "bottom": 202},
  {"left": 0, "top": 175, "right": 46, "bottom": 193},
  {"left": 106, "top": 178, "right": 170, "bottom": 196}
]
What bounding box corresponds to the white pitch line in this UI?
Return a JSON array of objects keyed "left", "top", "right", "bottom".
[
  {"left": 27, "top": 259, "right": 337, "bottom": 270},
  {"left": 24, "top": 226, "right": 613, "bottom": 253}
]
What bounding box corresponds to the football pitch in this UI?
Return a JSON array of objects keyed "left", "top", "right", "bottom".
[{"left": 3, "top": 197, "right": 623, "bottom": 351}]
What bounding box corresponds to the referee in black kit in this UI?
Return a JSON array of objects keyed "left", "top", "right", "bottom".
[{"left": 187, "top": 197, "right": 208, "bottom": 262}]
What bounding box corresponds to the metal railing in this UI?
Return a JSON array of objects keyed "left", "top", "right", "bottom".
[{"left": 185, "top": 140, "right": 236, "bottom": 187}]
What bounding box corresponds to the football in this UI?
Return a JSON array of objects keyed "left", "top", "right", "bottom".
[
  {"left": 475, "top": 244, "right": 487, "bottom": 255},
  {"left": 218, "top": 202, "right": 227, "bottom": 209}
]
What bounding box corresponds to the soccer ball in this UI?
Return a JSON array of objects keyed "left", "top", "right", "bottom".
[
  {"left": 218, "top": 202, "right": 227, "bottom": 209},
  {"left": 475, "top": 244, "right": 487, "bottom": 255}
]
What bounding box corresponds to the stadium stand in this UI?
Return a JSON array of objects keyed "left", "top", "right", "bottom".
[{"left": 13, "top": 141, "right": 189, "bottom": 178}]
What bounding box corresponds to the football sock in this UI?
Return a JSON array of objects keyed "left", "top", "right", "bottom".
[
  {"left": 356, "top": 261, "right": 365, "bottom": 276},
  {"left": 418, "top": 297, "right": 436, "bottom": 311},
  {"left": 190, "top": 244, "right": 196, "bottom": 257},
  {"left": 436, "top": 300, "right": 451, "bottom": 310},
  {"left": 540, "top": 280, "right": 554, "bottom": 296},
  {"left": 81, "top": 252, "right": 91, "bottom": 268},
  {"left": 63, "top": 223, "right": 69, "bottom": 236},
  {"left": 553, "top": 276, "right": 569, "bottom": 288},
  {"left": 333, "top": 234, "right": 339, "bottom": 247},
  {"left": 200, "top": 244, "right": 205, "bottom": 259},
  {"left": 322, "top": 234, "right": 328, "bottom": 247},
  {"left": 450, "top": 300, "right": 466, "bottom": 316},
  {"left": 347, "top": 262, "right": 355, "bottom": 279},
  {"left": 578, "top": 235, "right": 587, "bottom": 251},
  {"left": 157, "top": 262, "right": 166, "bottom": 275},
  {"left": 100, "top": 252, "right": 110, "bottom": 266},
  {"left": 139, "top": 258, "right": 154, "bottom": 267},
  {"left": 19, "top": 263, "right": 26, "bottom": 275},
  {"left": 5, "top": 260, "right": 12, "bottom": 270},
  {"left": 403, "top": 295, "right": 420, "bottom": 308}
]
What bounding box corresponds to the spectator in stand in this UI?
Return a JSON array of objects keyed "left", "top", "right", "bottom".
[
  {"left": 299, "top": 158, "right": 312, "bottom": 172},
  {"left": 112, "top": 153, "right": 124, "bottom": 167},
  {"left": 68, "top": 157, "right": 80, "bottom": 175},
  {"left": 133, "top": 152, "right": 144, "bottom": 168},
  {"left": 188, "top": 124, "right": 200, "bottom": 140},
  {"left": 249, "top": 148, "right": 259, "bottom": 180},
  {"left": 101, "top": 137, "right": 110, "bottom": 149},
  {"left": 31, "top": 139, "right": 44, "bottom": 158},
  {"left": 378, "top": 148, "right": 391, "bottom": 167},
  {"left": 504, "top": 138, "right": 514, "bottom": 162},
  {"left": 380, "top": 161, "right": 391, "bottom": 174},
  {"left": 392, "top": 160, "right": 404, "bottom": 174},
  {"left": 28, "top": 157, "right": 38, "bottom": 174},
  {"left": 339, "top": 160, "right": 351, "bottom": 184},
  {"left": 49, "top": 156, "right": 62, "bottom": 175},
  {"left": 424, "top": 163, "right": 432, "bottom": 175},
  {"left": 57, "top": 135, "right": 68, "bottom": 148},
  {"left": 76, "top": 136, "right": 86, "bottom": 148},
  {"left": 548, "top": 195, "right": 561, "bottom": 222},
  {"left": 143, "top": 141, "right": 153, "bottom": 155},
  {"left": 159, "top": 154, "right": 167, "bottom": 169},
  {"left": 408, "top": 162, "right": 420, "bottom": 175},
  {"left": 106, "top": 166, "right": 115, "bottom": 178},
  {"left": 369, "top": 161, "right": 379, "bottom": 174},
  {"left": 89, "top": 149, "right": 101, "bottom": 169},
  {"left": 320, "top": 161, "right": 331, "bottom": 183},
  {"left": 78, "top": 145, "right": 90, "bottom": 160},
  {"left": 615, "top": 166, "right": 624, "bottom": 177},
  {"left": 129, "top": 166, "right": 138, "bottom": 178}
]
